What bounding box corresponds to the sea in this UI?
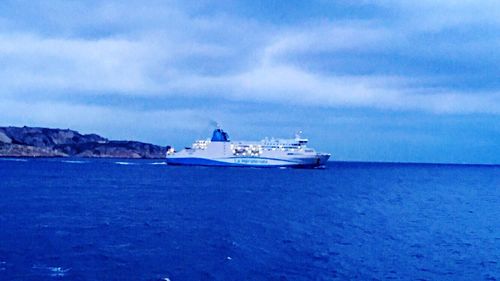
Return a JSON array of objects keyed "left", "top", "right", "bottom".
[{"left": 0, "top": 158, "right": 498, "bottom": 281}]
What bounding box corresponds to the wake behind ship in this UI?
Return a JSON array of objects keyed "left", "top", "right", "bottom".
[{"left": 166, "top": 128, "right": 330, "bottom": 168}]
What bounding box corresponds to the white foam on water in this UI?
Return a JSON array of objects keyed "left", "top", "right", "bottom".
[
  {"left": 0, "top": 158, "right": 28, "bottom": 162},
  {"left": 49, "top": 267, "right": 71, "bottom": 277},
  {"left": 115, "top": 161, "right": 136, "bottom": 165},
  {"left": 32, "top": 264, "right": 71, "bottom": 277},
  {"left": 61, "top": 160, "right": 87, "bottom": 164},
  {"left": 149, "top": 162, "right": 167, "bottom": 165}
]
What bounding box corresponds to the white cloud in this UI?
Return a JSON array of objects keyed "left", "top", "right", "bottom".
[
  {"left": 0, "top": 99, "right": 210, "bottom": 143},
  {"left": 262, "top": 21, "right": 394, "bottom": 61},
  {"left": 0, "top": 0, "right": 499, "bottom": 116},
  {"left": 168, "top": 61, "right": 500, "bottom": 114},
  {"left": 374, "top": 0, "right": 500, "bottom": 31},
  {"left": 0, "top": 33, "right": 165, "bottom": 92},
  {"left": 0, "top": 31, "right": 233, "bottom": 93}
]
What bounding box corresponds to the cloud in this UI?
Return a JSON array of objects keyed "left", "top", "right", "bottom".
[
  {"left": 384, "top": 0, "right": 500, "bottom": 31},
  {"left": 0, "top": 99, "right": 213, "bottom": 143},
  {"left": 0, "top": 0, "right": 499, "bottom": 116},
  {"left": 169, "top": 61, "right": 500, "bottom": 114},
  {"left": 0, "top": 34, "right": 162, "bottom": 93},
  {"left": 261, "top": 21, "right": 394, "bottom": 60}
]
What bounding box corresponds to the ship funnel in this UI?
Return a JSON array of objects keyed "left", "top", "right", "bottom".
[{"left": 211, "top": 128, "right": 230, "bottom": 142}]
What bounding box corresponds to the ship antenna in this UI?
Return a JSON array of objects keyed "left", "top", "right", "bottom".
[{"left": 295, "top": 130, "right": 303, "bottom": 139}]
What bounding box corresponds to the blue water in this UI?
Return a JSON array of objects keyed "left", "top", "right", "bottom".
[{"left": 0, "top": 158, "right": 499, "bottom": 280}]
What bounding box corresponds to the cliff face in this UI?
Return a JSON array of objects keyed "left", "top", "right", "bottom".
[{"left": 0, "top": 126, "right": 168, "bottom": 158}]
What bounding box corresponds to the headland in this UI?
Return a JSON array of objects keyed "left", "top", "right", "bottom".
[{"left": 0, "top": 126, "right": 168, "bottom": 159}]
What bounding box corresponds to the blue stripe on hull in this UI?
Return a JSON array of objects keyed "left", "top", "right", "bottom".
[
  {"left": 167, "top": 157, "right": 245, "bottom": 167},
  {"left": 166, "top": 157, "right": 323, "bottom": 168},
  {"left": 225, "top": 156, "right": 298, "bottom": 163}
]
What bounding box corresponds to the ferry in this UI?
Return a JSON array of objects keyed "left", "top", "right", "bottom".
[{"left": 166, "top": 128, "right": 330, "bottom": 168}]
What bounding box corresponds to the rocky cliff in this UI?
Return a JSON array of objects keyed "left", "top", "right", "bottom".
[{"left": 0, "top": 126, "right": 168, "bottom": 158}]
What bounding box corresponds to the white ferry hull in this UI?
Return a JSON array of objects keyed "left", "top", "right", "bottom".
[
  {"left": 166, "top": 128, "right": 330, "bottom": 168},
  {"left": 166, "top": 154, "right": 330, "bottom": 168}
]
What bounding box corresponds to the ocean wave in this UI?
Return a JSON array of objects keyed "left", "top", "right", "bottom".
[
  {"left": 0, "top": 158, "right": 28, "bottom": 162},
  {"left": 61, "top": 160, "right": 88, "bottom": 164},
  {"left": 32, "top": 264, "right": 71, "bottom": 277},
  {"left": 149, "top": 162, "right": 167, "bottom": 165},
  {"left": 115, "top": 161, "right": 137, "bottom": 165}
]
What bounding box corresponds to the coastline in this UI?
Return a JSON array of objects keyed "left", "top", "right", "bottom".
[{"left": 0, "top": 126, "right": 168, "bottom": 159}]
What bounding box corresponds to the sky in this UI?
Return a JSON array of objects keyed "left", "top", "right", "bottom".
[{"left": 0, "top": 0, "right": 499, "bottom": 164}]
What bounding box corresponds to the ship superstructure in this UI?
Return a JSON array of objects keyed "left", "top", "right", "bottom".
[{"left": 166, "top": 128, "right": 330, "bottom": 168}]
